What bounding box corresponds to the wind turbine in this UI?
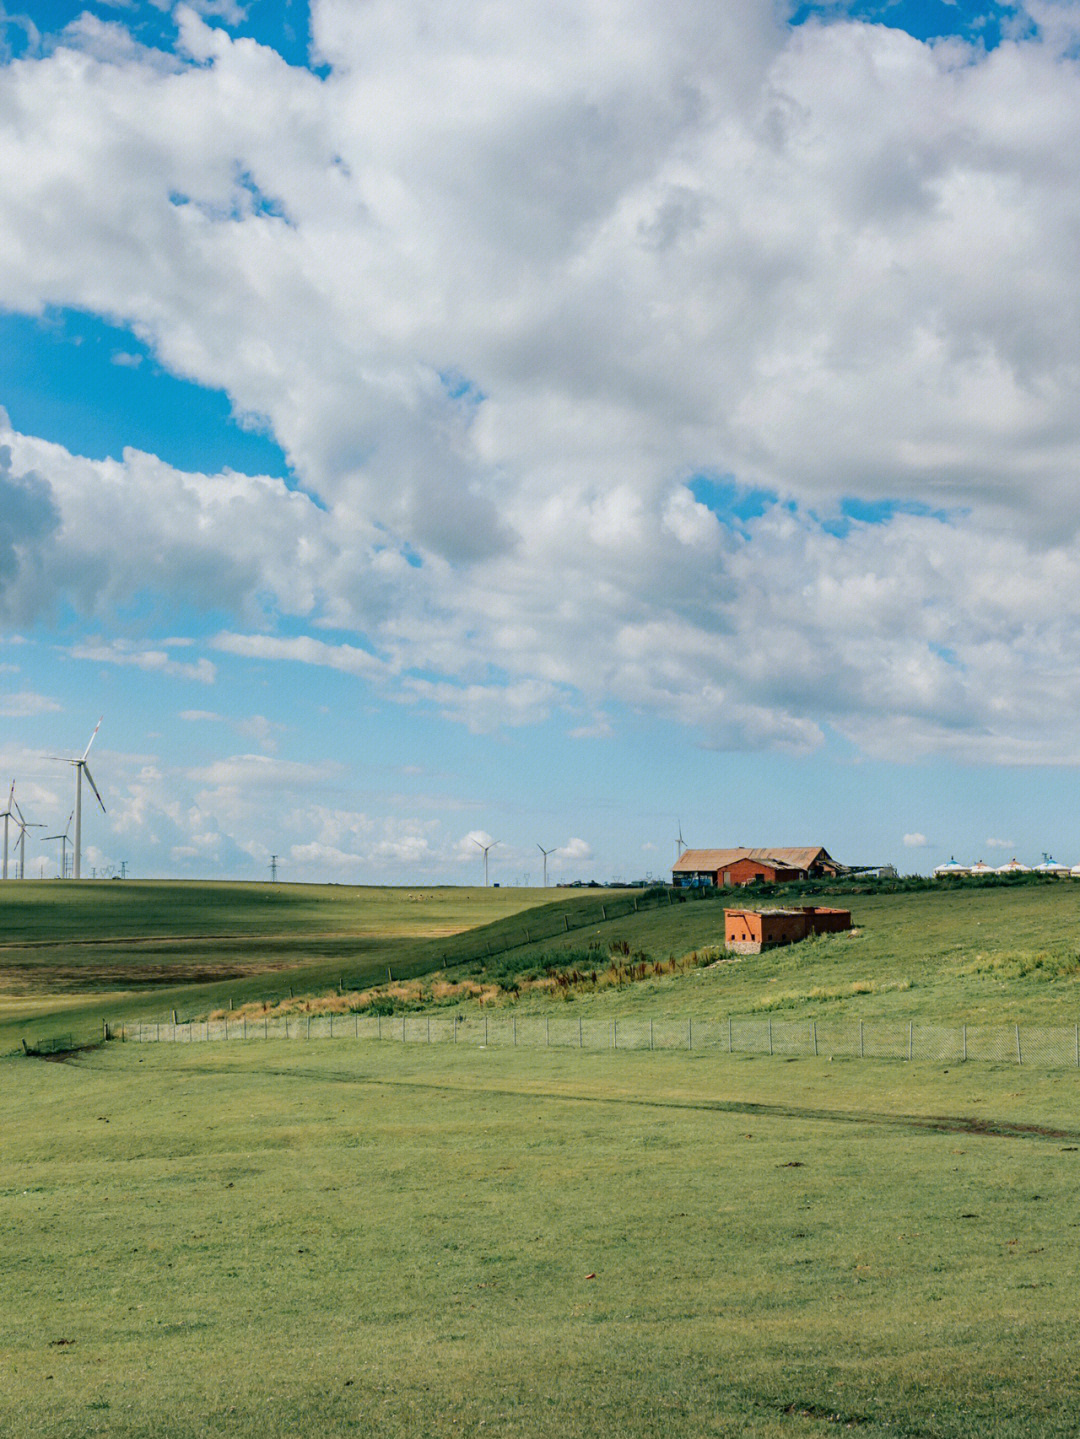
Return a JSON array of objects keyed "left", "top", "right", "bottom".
[
  {"left": 50, "top": 719, "right": 106, "bottom": 880},
  {"left": 676, "top": 819, "right": 687, "bottom": 858},
  {"left": 537, "top": 843, "right": 555, "bottom": 888},
  {"left": 12, "top": 798, "right": 45, "bottom": 880},
  {"left": 0, "top": 782, "right": 14, "bottom": 880},
  {"left": 45, "top": 812, "right": 74, "bottom": 879},
  {"left": 473, "top": 837, "right": 499, "bottom": 887}
]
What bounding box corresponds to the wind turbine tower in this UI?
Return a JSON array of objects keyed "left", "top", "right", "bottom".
[
  {"left": 45, "top": 812, "right": 74, "bottom": 879},
  {"left": 50, "top": 719, "right": 106, "bottom": 880},
  {"left": 537, "top": 843, "right": 555, "bottom": 888},
  {"left": 12, "top": 798, "right": 45, "bottom": 880},
  {"left": 0, "top": 782, "right": 14, "bottom": 880},
  {"left": 473, "top": 837, "right": 499, "bottom": 887},
  {"left": 676, "top": 819, "right": 687, "bottom": 859}
]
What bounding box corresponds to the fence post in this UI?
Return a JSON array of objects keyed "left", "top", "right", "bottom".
[
  {"left": 768, "top": 1018, "right": 773, "bottom": 1056},
  {"left": 243, "top": 1017, "right": 247, "bottom": 1041},
  {"left": 602, "top": 904, "right": 607, "bottom": 920},
  {"left": 264, "top": 1016, "right": 268, "bottom": 1040},
  {"left": 908, "top": 1021, "right": 913, "bottom": 1061},
  {"left": 307, "top": 1015, "right": 311, "bottom": 1039},
  {"left": 1015, "top": 1024, "right": 1022, "bottom": 1065},
  {"left": 962, "top": 1024, "right": 967, "bottom": 1063},
  {"left": 812, "top": 1020, "right": 818, "bottom": 1057},
  {"left": 285, "top": 1015, "right": 289, "bottom": 1039},
  {"left": 564, "top": 915, "right": 569, "bottom": 932}
]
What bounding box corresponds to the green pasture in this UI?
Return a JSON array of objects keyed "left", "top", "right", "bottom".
[
  {"left": 0, "top": 880, "right": 573, "bottom": 1051},
  {"left": 4, "top": 1040, "right": 1080, "bottom": 1438},
  {"left": 489, "top": 880, "right": 1080, "bottom": 1027},
  {"left": 6, "top": 879, "right": 1080, "bottom": 1056}
]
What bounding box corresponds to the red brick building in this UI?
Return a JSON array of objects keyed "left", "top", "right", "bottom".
[{"left": 724, "top": 905, "right": 852, "bottom": 953}]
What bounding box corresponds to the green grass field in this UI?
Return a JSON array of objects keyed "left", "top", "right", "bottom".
[
  {"left": 6, "top": 877, "right": 1080, "bottom": 1436},
  {"left": 4, "top": 1040, "right": 1080, "bottom": 1438}
]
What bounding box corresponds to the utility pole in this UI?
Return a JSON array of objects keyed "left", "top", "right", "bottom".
[
  {"left": 120, "top": 860, "right": 127, "bottom": 879},
  {"left": 270, "top": 854, "right": 278, "bottom": 883}
]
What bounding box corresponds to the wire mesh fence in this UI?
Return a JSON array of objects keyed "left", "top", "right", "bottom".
[{"left": 114, "top": 1012, "right": 1080, "bottom": 1068}]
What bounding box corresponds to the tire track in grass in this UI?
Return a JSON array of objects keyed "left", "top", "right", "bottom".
[{"left": 141, "top": 1054, "right": 1080, "bottom": 1144}]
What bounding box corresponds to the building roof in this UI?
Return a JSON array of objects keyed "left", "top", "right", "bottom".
[{"left": 673, "top": 846, "right": 837, "bottom": 874}]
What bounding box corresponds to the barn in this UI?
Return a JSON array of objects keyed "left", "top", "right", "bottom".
[{"left": 673, "top": 846, "right": 845, "bottom": 888}]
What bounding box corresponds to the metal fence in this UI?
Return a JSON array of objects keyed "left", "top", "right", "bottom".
[{"left": 115, "top": 1012, "right": 1080, "bottom": 1068}]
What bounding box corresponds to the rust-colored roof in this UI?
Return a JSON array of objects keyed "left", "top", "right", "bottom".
[{"left": 673, "top": 846, "right": 838, "bottom": 873}]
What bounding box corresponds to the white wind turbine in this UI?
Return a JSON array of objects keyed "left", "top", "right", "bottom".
[
  {"left": 50, "top": 719, "right": 106, "bottom": 880},
  {"left": 12, "top": 797, "right": 45, "bottom": 880},
  {"left": 45, "top": 811, "right": 74, "bottom": 879},
  {"left": 537, "top": 843, "right": 555, "bottom": 888},
  {"left": 473, "top": 836, "right": 499, "bottom": 887},
  {"left": 676, "top": 818, "right": 687, "bottom": 859},
  {"left": 0, "top": 782, "right": 14, "bottom": 880}
]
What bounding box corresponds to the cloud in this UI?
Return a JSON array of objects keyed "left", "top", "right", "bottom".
[
  {"left": 557, "top": 837, "right": 594, "bottom": 864},
  {"left": 0, "top": 688, "right": 62, "bottom": 717},
  {"left": 0, "top": 442, "right": 60, "bottom": 622},
  {"left": 4, "top": 7, "right": 1080, "bottom": 765},
  {"left": 67, "top": 638, "right": 215, "bottom": 683},
  {"left": 211, "top": 632, "right": 386, "bottom": 680},
  {"left": 902, "top": 833, "right": 929, "bottom": 849},
  {"left": 985, "top": 836, "right": 1014, "bottom": 850}
]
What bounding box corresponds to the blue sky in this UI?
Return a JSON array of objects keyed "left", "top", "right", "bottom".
[{"left": 3, "top": 0, "right": 1080, "bottom": 882}]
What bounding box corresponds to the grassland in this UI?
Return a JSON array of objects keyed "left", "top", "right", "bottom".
[
  {"left": 6, "top": 879, "right": 1080, "bottom": 1436},
  {"left": 4, "top": 1040, "right": 1080, "bottom": 1438},
  {"left": 6, "top": 878, "right": 1080, "bottom": 1055},
  {"left": 0, "top": 880, "right": 565, "bottom": 1051}
]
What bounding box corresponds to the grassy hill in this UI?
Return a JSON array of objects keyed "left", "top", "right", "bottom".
[{"left": 6, "top": 877, "right": 1080, "bottom": 1053}]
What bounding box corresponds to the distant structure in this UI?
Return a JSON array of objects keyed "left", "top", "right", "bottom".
[
  {"left": 932, "top": 855, "right": 1074, "bottom": 878},
  {"left": 725, "top": 905, "right": 852, "bottom": 954},
  {"left": 673, "top": 846, "right": 845, "bottom": 888}
]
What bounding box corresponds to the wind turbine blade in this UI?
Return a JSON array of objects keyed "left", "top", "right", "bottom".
[
  {"left": 82, "top": 717, "right": 102, "bottom": 762},
  {"left": 13, "top": 797, "right": 25, "bottom": 825},
  {"left": 83, "top": 765, "right": 106, "bottom": 813}
]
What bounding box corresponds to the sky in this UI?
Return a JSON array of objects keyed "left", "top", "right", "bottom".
[{"left": 2, "top": 0, "right": 1080, "bottom": 884}]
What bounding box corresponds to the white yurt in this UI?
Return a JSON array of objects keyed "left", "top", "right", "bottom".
[
  {"left": 995, "top": 857, "right": 1030, "bottom": 874},
  {"left": 932, "top": 857, "right": 969, "bottom": 877},
  {"left": 968, "top": 859, "right": 996, "bottom": 876},
  {"left": 1033, "top": 856, "right": 1070, "bottom": 876}
]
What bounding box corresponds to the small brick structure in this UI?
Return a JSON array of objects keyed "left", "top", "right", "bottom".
[{"left": 724, "top": 905, "right": 852, "bottom": 954}]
